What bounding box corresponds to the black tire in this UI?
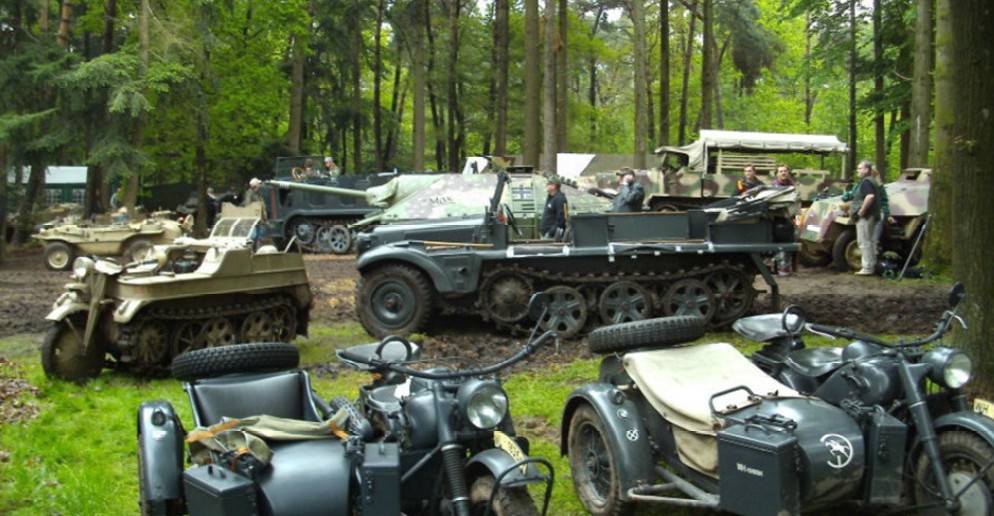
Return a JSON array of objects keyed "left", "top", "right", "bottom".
[
  {"left": 567, "top": 405, "right": 634, "bottom": 516},
  {"left": 831, "top": 228, "right": 859, "bottom": 272},
  {"left": 798, "top": 242, "right": 832, "bottom": 267},
  {"left": 41, "top": 317, "right": 104, "bottom": 383},
  {"left": 356, "top": 264, "right": 434, "bottom": 338},
  {"left": 171, "top": 342, "right": 300, "bottom": 381},
  {"left": 125, "top": 238, "right": 155, "bottom": 263},
  {"left": 43, "top": 242, "right": 75, "bottom": 271},
  {"left": 469, "top": 474, "right": 539, "bottom": 516},
  {"left": 587, "top": 316, "right": 704, "bottom": 354},
  {"left": 913, "top": 431, "right": 994, "bottom": 516}
]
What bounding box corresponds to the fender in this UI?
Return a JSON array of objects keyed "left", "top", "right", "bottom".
[
  {"left": 928, "top": 411, "right": 994, "bottom": 448},
  {"left": 45, "top": 301, "right": 89, "bottom": 322},
  {"left": 466, "top": 447, "right": 547, "bottom": 486},
  {"left": 137, "top": 401, "right": 185, "bottom": 507},
  {"left": 356, "top": 245, "right": 458, "bottom": 293},
  {"left": 560, "top": 383, "right": 655, "bottom": 500}
]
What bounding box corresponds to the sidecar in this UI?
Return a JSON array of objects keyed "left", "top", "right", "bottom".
[
  {"left": 137, "top": 342, "right": 399, "bottom": 515},
  {"left": 562, "top": 317, "right": 871, "bottom": 516}
]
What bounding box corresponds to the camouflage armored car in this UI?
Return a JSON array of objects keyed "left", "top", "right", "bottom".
[
  {"left": 355, "top": 171, "right": 798, "bottom": 338},
  {"left": 41, "top": 214, "right": 311, "bottom": 382}
]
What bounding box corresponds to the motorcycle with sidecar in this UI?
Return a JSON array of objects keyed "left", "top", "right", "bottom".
[
  {"left": 137, "top": 296, "right": 555, "bottom": 516},
  {"left": 561, "top": 286, "right": 994, "bottom": 516}
]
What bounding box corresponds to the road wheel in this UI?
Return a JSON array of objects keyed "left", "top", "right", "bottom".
[
  {"left": 240, "top": 311, "right": 275, "bottom": 342},
  {"left": 357, "top": 264, "right": 434, "bottom": 338},
  {"left": 270, "top": 304, "right": 298, "bottom": 342},
  {"left": 913, "top": 431, "right": 994, "bottom": 516},
  {"left": 202, "top": 317, "right": 237, "bottom": 347},
  {"left": 288, "top": 218, "right": 316, "bottom": 245},
  {"left": 704, "top": 268, "right": 755, "bottom": 324},
  {"left": 316, "top": 225, "right": 352, "bottom": 254},
  {"left": 661, "top": 278, "right": 715, "bottom": 323},
  {"left": 125, "top": 238, "right": 155, "bottom": 263},
  {"left": 799, "top": 242, "right": 832, "bottom": 267},
  {"left": 43, "top": 242, "right": 74, "bottom": 271},
  {"left": 598, "top": 281, "right": 652, "bottom": 325},
  {"left": 587, "top": 316, "right": 704, "bottom": 354},
  {"left": 41, "top": 317, "right": 104, "bottom": 382},
  {"left": 479, "top": 270, "right": 534, "bottom": 324},
  {"left": 568, "top": 405, "right": 634, "bottom": 516},
  {"left": 171, "top": 320, "right": 204, "bottom": 354},
  {"left": 171, "top": 342, "right": 300, "bottom": 381},
  {"left": 539, "top": 286, "right": 588, "bottom": 339},
  {"left": 468, "top": 474, "right": 539, "bottom": 516},
  {"left": 832, "top": 228, "right": 859, "bottom": 272},
  {"left": 134, "top": 320, "right": 171, "bottom": 367}
]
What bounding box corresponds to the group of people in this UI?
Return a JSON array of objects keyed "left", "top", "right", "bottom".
[
  {"left": 539, "top": 168, "right": 645, "bottom": 240},
  {"left": 291, "top": 157, "right": 340, "bottom": 181},
  {"left": 736, "top": 163, "right": 798, "bottom": 275}
]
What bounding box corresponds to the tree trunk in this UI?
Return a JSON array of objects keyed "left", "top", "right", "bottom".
[
  {"left": 425, "top": 5, "right": 446, "bottom": 171},
  {"left": 0, "top": 145, "right": 7, "bottom": 262},
  {"left": 804, "top": 9, "right": 814, "bottom": 126},
  {"left": 374, "top": 0, "right": 385, "bottom": 171},
  {"left": 384, "top": 48, "right": 404, "bottom": 164},
  {"left": 946, "top": 0, "right": 994, "bottom": 395},
  {"left": 352, "top": 0, "right": 363, "bottom": 174},
  {"left": 39, "top": 0, "right": 49, "bottom": 34},
  {"left": 412, "top": 0, "right": 426, "bottom": 170},
  {"left": 587, "top": 7, "right": 604, "bottom": 141},
  {"left": 658, "top": 0, "right": 670, "bottom": 146},
  {"left": 541, "top": 0, "right": 556, "bottom": 171},
  {"left": 631, "top": 0, "right": 648, "bottom": 169},
  {"left": 56, "top": 1, "right": 73, "bottom": 47},
  {"left": 446, "top": 0, "right": 460, "bottom": 172},
  {"left": 556, "top": 0, "right": 567, "bottom": 152},
  {"left": 523, "top": 0, "right": 540, "bottom": 166},
  {"left": 872, "top": 0, "right": 885, "bottom": 175},
  {"left": 494, "top": 0, "right": 509, "bottom": 156},
  {"left": 287, "top": 33, "right": 305, "bottom": 154},
  {"left": 699, "top": 0, "right": 713, "bottom": 130},
  {"left": 13, "top": 161, "right": 45, "bottom": 244},
  {"left": 908, "top": 0, "right": 933, "bottom": 167},
  {"left": 678, "top": 0, "right": 697, "bottom": 145},
  {"left": 926, "top": 0, "right": 953, "bottom": 270},
  {"left": 847, "top": 0, "right": 858, "bottom": 176}
]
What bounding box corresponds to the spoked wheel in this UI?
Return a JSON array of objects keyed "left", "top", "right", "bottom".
[
  {"left": 125, "top": 238, "right": 155, "bottom": 263},
  {"left": 171, "top": 320, "right": 205, "bottom": 354},
  {"left": 289, "top": 219, "right": 316, "bottom": 246},
  {"left": 704, "top": 268, "right": 755, "bottom": 324},
  {"left": 479, "top": 271, "right": 534, "bottom": 324},
  {"left": 270, "top": 304, "right": 298, "bottom": 342},
  {"left": 568, "top": 405, "right": 633, "bottom": 516},
  {"left": 662, "top": 278, "right": 715, "bottom": 324},
  {"left": 43, "top": 242, "right": 75, "bottom": 271},
  {"left": 913, "top": 431, "right": 994, "bottom": 516},
  {"left": 316, "top": 225, "right": 352, "bottom": 254},
  {"left": 598, "top": 281, "right": 652, "bottom": 324},
  {"left": 202, "top": 317, "right": 237, "bottom": 347},
  {"left": 134, "top": 320, "right": 171, "bottom": 367},
  {"left": 357, "top": 264, "right": 434, "bottom": 338},
  {"left": 539, "top": 286, "right": 588, "bottom": 339},
  {"left": 240, "top": 311, "right": 275, "bottom": 342},
  {"left": 41, "top": 316, "right": 104, "bottom": 382},
  {"left": 468, "top": 474, "right": 539, "bottom": 516}
]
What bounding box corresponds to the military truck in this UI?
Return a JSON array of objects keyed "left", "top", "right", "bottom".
[
  {"left": 355, "top": 171, "right": 799, "bottom": 338},
  {"left": 798, "top": 168, "right": 930, "bottom": 272},
  {"left": 577, "top": 130, "right": 849, "bottom": 211},
  {"left": 41, "top": 214, "right": 312, "bottom": 382}
]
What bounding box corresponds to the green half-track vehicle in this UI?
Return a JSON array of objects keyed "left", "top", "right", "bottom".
[
  {"left": 354, "top": 171, "right": 799, "bottom": 339},
  {"left": 41, "top": 214, "right": 311, "bottom": 382}
]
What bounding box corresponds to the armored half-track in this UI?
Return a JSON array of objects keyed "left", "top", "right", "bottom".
[
  {"left": 41, "top": 215, "right": 312, "bottom": 382},
  {"left": 355, "top": 173, "right": 799, "bottom": 339},
  {"left": 34, "top": 211, "right": 187, "bottom": 270},
  {"left": 799, "top": 168, "right": 930, "bottom": 272}
]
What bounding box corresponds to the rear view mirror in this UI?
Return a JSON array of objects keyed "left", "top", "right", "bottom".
[
  {"left": 781, "top": 305, "right": 807, "bottom": 335},
  {"left": 948, "top": 282, "right": 965, "bottom": 308},
  {"left": 527, "top": 292, "right": 550, "bottom": 322}
]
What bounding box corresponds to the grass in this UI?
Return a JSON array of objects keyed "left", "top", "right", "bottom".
[{"left": 0, "top": 321, "right": 851, "bottom": 515}]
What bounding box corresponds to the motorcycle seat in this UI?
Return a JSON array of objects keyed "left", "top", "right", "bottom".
[
  {"left": 731, "top": 313, "right": 801, "bottom": 342},
  {"left": 186, "top": 370, "right": 324, "bottom": 427},
  {"left": 784, "top": 347, "right": 844, "bottom": 378}
]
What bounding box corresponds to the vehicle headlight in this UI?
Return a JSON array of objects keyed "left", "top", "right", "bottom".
[
  {"left": 458, "top": 379, "right": 509, "bottom": 430},
  {"left": 72, "top": 256, "right": 95, "bottom": 280},
  {"left": 924, "top": 347, "right": 972, "bottom": 389}
]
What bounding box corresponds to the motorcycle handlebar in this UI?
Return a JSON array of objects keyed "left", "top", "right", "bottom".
[
  {"left": 338, "top": 330, "right": 557, "bottom": 380},
  {"left": 808, "top": 310, "right": 956, "bottom": 349}
]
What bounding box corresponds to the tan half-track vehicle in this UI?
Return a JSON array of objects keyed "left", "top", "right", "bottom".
[
  {"left": 41, "top": 215, "right": 312, "bottom": 382},
  {"left": 35, "top": 211, "right": 187, "bottom": 271}
]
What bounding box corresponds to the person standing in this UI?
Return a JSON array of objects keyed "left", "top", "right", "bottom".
[
  {"left": 736, "top": 165, "right": 764, "bottom": 194},
  {"left": 852, "top": 160, "right": 880, "bottom": 276},
  {"left": 611, "top": 168, "right": 645, "bottom": 212},
  {"left": 242, "top": 178, "right": 264, "bottom": 207},
  {"left": 109, "top": 187, "right": 122, "bottom": 211},
  {"left": 540, "top": 178, "right": 568, "bottom": 240},
  {"left": 323, "top": 157, "right": 341, "bottom": 177}
]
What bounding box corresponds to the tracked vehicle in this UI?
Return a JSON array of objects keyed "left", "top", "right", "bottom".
[
  {"left": 41, "top": 214, "right": 311, "bottom": 382},
  {"left": 355, "top": 172, "right": 798, "bottom": 338}
]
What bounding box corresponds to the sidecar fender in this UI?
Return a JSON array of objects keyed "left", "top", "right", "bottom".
[
  {"left": 466, "top": 446, "right": 547, "bottom": 485},
  {"left": 137, "top": 401, "right": 185, "bottom": 505},
  {"left": 561, "top": 383, "right": 655, "bottom": 499},
  {"left": 930, "top": 411, "right": 994, "bottom": 448}
]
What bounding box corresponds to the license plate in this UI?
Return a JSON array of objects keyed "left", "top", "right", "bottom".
[
  {"left": 493, "top": 430, "right": 528, "bottom": 475},
  {"left": 974, "top": 397, "right": 994, "bottom": 419}
]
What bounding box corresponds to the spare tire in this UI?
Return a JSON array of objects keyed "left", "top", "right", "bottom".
[
  {"left": 171, "top": 342, "right": 300, "bottom": 381},
  {"left": 587, "top": 316, "right": 705, "bottom": 354}
]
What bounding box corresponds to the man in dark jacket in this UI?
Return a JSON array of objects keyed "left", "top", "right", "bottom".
[
  {"left": 611, "top": 168, "right": 645, "bottom": 212},
  {"left": 540, "top": 178, "right": 568, "bottom": 240}
]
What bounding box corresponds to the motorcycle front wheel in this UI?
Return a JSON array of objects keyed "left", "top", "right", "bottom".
[
  {"left": 567, "top": 405, "right": 633, "bottom": 516},
  {"left": 913, "top": 430, "right": 994, "bottom": 516},
  {"left": 468, "top": 474, "right": 538, "bottom": 516}
]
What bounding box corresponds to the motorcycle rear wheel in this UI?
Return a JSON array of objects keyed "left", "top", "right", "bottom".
[
  {"left": 567, "top": 405, "right": 634, "bottom": 516},
  {"left": 468, "top": 474, "right": 539, "bottom": 516},
  {"left": 913, "top": 430, "right": 994, "bottom": 516}
]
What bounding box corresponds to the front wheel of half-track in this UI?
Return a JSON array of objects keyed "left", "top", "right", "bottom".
[
  {"left": 356, "top": 264, "right": 434, "bottom": 338},
  {"left": 41, "top": 317, "right": 104, "bottom": 383}
]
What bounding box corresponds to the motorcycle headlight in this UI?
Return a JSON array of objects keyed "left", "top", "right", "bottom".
[
  {"left": 924, "top": 347, "right": 972, "bottom": 389},
  {"left": 72, "top": 256, "right": 95, "bottom": 280},
  {"left": 457, "top": 379, "right": 509, "bottom": 430}
]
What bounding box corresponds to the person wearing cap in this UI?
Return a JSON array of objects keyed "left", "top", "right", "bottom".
[
  {"left": 611, "top": 168, "right": 645, "bottom": 213},
  {"left": 540, "top": 177, "right": 568, "bottom": 240},
  {"left": 323, "top": 156, "right": 340, "bottom": 177},
  {"left": 242, "top": 177, "right": 264, "bottom": 207}
]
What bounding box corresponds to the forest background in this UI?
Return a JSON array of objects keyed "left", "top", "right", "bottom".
[{"left": 1, "top": 0, "right": 993, "bottom": 392}]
